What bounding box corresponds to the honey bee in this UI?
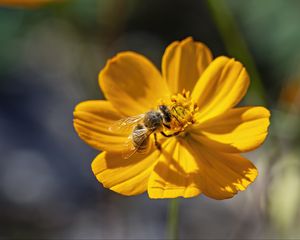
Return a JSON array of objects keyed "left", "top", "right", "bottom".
[{"left": 109, "top": 105, "right": 177, "bottom": 159}]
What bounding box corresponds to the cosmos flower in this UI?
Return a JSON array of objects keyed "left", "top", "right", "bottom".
[{"left": 73, "top": 37, "right": 270, "bottom": 199}]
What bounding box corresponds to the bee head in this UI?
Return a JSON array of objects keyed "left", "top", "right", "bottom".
[{"left": 159, "top": 105, "right": 172, "bottom": 124}]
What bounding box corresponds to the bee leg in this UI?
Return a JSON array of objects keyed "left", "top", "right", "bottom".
[
  {"left": 154, "top": 133, "right": 161, "bottom": 150},
  {"left": 160, "top": 131, "right": 180, "bottom": 137}
]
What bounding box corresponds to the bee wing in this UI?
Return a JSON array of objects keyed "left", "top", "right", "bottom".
[
  {"left": 130, "top": 127, "right": 150, "bottom": 144},
  {"left": 108, "top": 114, "right": 145, "bottom": 133},
  {"left": 122, "top": 128, "right": 153, "bottom": 160}
]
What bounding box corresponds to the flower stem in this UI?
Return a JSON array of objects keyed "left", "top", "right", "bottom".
[{"left": 167, "top": 199, "right": 179, "bottom": 239}]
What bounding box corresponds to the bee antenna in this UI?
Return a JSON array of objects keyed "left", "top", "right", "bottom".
[{"left": 171, "top": 106, "right": 180, "bottom": 123}]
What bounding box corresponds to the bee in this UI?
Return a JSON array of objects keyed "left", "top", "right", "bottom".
[{"left": 109, "top": 105, "right": 177, "bottom": 159}]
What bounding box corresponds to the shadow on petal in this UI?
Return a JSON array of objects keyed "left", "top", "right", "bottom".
[
  {"left": 182, "top": 138, "right": 258, "bottom": 199},
  {"left": 150, "top": 139, "right": 202, "bottom": 188}
]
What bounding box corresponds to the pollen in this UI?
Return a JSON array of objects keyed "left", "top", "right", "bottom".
[{"left": 161, "top": 89, "right": 199, "bottom": 134}]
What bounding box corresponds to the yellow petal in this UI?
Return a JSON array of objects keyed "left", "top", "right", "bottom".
[
  {"left": 148, "top": 138, "right": 202, "bottom": 199},
  {"left": 190, "top": 106, "right": 271, "bottom": 153},
  {"left": 192, "top": 57, "right": 250, "bottom": 123},
  {"left": 162, "top": 37, "right": 213, "bottom": 94},
  {"left": 99, "top": 52, "right": 171, "bottom": 116},
  {"left": 91, "top": 145, "right": 162, "bottom": 196},
  {"left": 73, "top": 100, "right": 128, "bottom": 152},
  {"left": 186, "top": 137, "right": 258, "bottom": 200}
]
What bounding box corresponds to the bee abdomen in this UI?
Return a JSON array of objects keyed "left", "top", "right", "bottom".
[{"left": 132, "top": 124, "right": 149, "bottom": 151}]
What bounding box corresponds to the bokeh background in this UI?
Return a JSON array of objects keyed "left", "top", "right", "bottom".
[{"left": 0, "top": 0, "right": 300, "bottom": 239}]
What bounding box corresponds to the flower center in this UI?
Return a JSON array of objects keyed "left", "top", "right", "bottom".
[{"left": 159, "top": 90, "right": 198, "bottom": 135}]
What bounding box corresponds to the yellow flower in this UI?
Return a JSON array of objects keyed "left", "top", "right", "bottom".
[{"left": 73, "top": 37, "right": 270, "bottom": 199}]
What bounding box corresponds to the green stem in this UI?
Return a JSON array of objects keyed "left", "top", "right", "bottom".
[
  {"left": 167, "top": 199, "right": 179, "bottom": 239},
  {"left": 206, "top": 0, "right": 267, "bottom": 105}
]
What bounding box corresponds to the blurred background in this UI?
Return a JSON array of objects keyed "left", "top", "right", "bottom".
[{"left": 0, "top": 0, "right": 300, "bottom": 239}]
